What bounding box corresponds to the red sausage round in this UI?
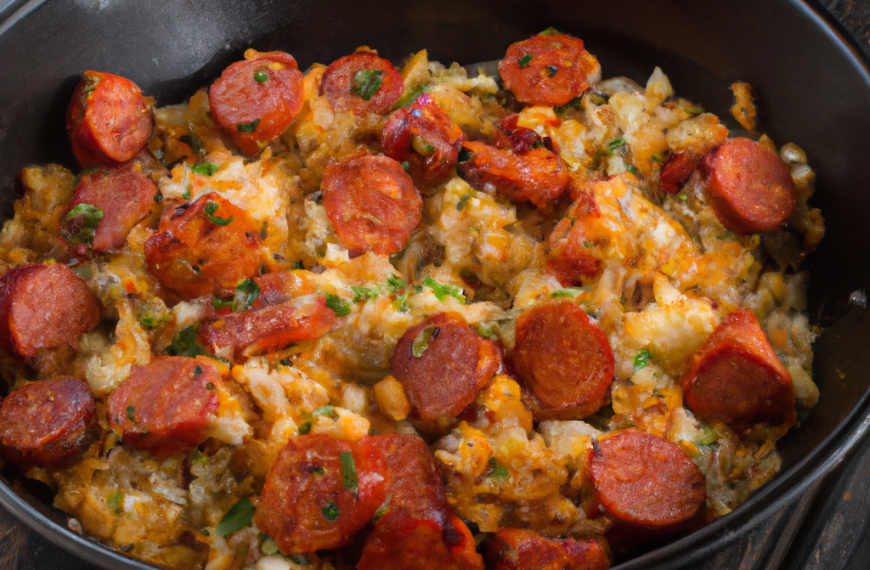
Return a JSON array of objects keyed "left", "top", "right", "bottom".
[
  {"left": 382, "top": 94, "right": 464, "bottom": 188},
  {"left": 0, "top": 264, "right": 101, "bottom": 359},
  {"left": 498, "top": 32, "right": 601, "bottom": 107},
  {"left": 0, "top": 377, "right": 97, "bottom": 471},
  {"left": 66, "top": 71, "right": 152, "bottom": 168},
  {"left": 512, "top": 300, "right": 613, "bottom": 419},
  {"left": 321, "top": 154, "right": 422, "bottom": 256},
  {"left": 144, "top": 193, "right": 265, "bottom": 299},
  {"left": 390, "top": 312, "right": 502, "bottom": 432},
  {"left": 254, "top": 433, "right": 390, "bottom": 554},
  {"left": 106, "top": 356, "right": 221, "bottom": 456},
  {"left": 659, "top": 151, "right": 699, "bottom": 194},
  {"left": 209, "top": 50, "right": 305, "bottom": 156},
  {"left": 320, "top": 52, "right": 404, "bottom": 115},
  {"left": 198, "top": 295, "right": 339, "bottom": 362},
  {"left": 545, "top": 190, "right": 604, "bottom": 286},
  {"left": 487, "top": 528, "right": 612, "bottom": 570},
  {"left": 494, "top": 114, "right": 546, "bottom": 154},
  {"left": 60, "top": 162, "right": 157, "bottom": 256},
  {"left": 459, "top": 141, "right": 570, "bottom": 209},
  {"left": 587, "top": 430, "right": 706, "bottom": 529},
  {"left": 680, "top": 309, "right": 796, "bottom": 431},
  {"left": 699, "top": 137, "right": 797, "bottom": 235}
]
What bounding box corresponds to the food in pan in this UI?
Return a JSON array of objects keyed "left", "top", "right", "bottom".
[{"left": 0, "top": 27, "right": 824, "bottom": 570}]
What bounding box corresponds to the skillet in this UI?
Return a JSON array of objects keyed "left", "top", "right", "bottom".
[{"left": 0, "top": 0, "right": 870, "bottom": 568}]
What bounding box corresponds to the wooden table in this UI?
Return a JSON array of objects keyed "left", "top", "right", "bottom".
[{"left": 0, "top": 0, "right": 869, "bottom": 568}]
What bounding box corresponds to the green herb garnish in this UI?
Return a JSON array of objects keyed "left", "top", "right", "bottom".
[
  {"left": 547, "top": 65, "right": 558, "bottom": 77},
  {"left": 191, "top": 162, "right": 219, "bottom": 176},
  {"left": 351, "top": 286, "right": 380, "bottom": 303},
  {"left": 254, "top": 70, "right": 268, "bottom": 83},
  {"left": 312, "top": 405, "right": 336, "bottom": 419},
  {"left": 518, "top": 54, "right": 533, "bottom": 68},
  {"left": 391, "top": 83, "right": 432, "bottom": 110},
  {"left": 126, "top": 405, "right": 138, "bottom": 424},
  {"left": 633, "top": 349, "right": 652, "bottom": 372},
  {"left": 191, "top": 449, "right": 207, "bottom": 464},
  {"left": 193, "top": 365, "right": 203, "bottom": 377},
  {"left": 352, "top": 69, "right": 384, "bottom": 101},
  {"left": 373, "top": 495, "right": 391, "bottom": 521},
  {"left": 231, "top": 278, "right": 260, "bottom": 312},
  {"left": 107, "top": 492, "right": 123, "bottom": 515},
  {"left": 539, "top": 26, "right": 560, "bottom": 36},
  {"left": 386, "top": 274, "right": 408, "bottom": 293},
  {"left": 298, "top": 422, "right": 312, "bottom": 435},
  {"left": 204, "top": 201, "right": 234, "bottom": 226},
  {"left": 179, "top": 133, "right": 205, "bottom": 159},
  {"left": 213, "top": 294, "right": 233, "bottom": 311},
  {"left": 340, "top": 451, "right": 359, "bottom": 497},
  {"left": 216, "top": 498, "right": 256, "bottom": 537},
  {"left": 457, "top": 147, "right": 473, "bottom": 163},
  {"left": 165, "top": 324, "right": 209, "bottom": 358},
  {"left": 489, "top": 457, "right": 509, "bottom": 479},
  {"left": 325, "top": 292, "right": 351, "bottom": 316},
  {"left": 423, "top": 276, "right": 466, "bottom": 304},
  {"left": 236, "top": 119, "right": 261, "bottom": 133},
  {"left": 456, "top": 193, "right": 473, "bottom": 211},
  {"left": 412, "top": 324, "right": 439, "bottom": 358},
  {"left": 61, "top": 203, "right": 104, "bottom": 246},
  {"left": 321, "top": 501, "right": 340, "bottom": 522}
]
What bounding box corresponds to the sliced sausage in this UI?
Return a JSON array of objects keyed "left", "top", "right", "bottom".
[
  {"left": 251, "top": 270, "right": 310, "bottom": 308},
  {"left": 254, "top": 433, "right": 390, "bottom": 554},
  {"left": 680, "top": 309, "right": 795, "bottom": 431},
  {"left": 494, "top": 114, "right": 547, "bottom": 154},
  {"left": 512, "top": 300, "right": 613, "bottom": 419},
  {"left": 545, "top": 190, "right": 605, "bottom": 286},
  {"left": 390, "top": 312, "right": 502, "bottom": 432},
  {"left": 0, "top": 377, "right": 97, "bottom": 471},
  {"left": 487, "top": 528, "right": 611, "bottom": 570},
  {"left": 144, "top": 193, "right": 265, "bottom": 299},
  {"left": 320, "top": 52, "right": 404, "bottom": 115},
  {"left": 321, "top": 154, "right": 422, "bottom": 256},
  {"left": 382, "top": 94, "right": 464, "bottom": 188},
  {"left": 66, "top": 71, "right": 151, "bottom": 168},
  {"left": 498, "top": 32, "right": 601, "bottom": 107},
  {"left": 659, "top": 152, "right": 699, "bottom": 194},
  {"left": 458, "top": 141, "right": 570, "bottom": 209},
  {"left": 60, "top": 162, "right": 157, "bottom": 256},
  {"left": 586, "top": 429, "right": 706, "bottom": 529},
  {"left": 106, "top": 356, "right": 221, "bottom": 455},
  {"left": 357, "top": 433, "right": 483, "bottom": 570},
  {"left": 208, "top": 50, "right": 305, "bottom": 156},
  {"left": 699, "top": 137, "right": 797, "bottom": 235},
  {"left": 198, "top": 295, "right": 340, "bottom": 362},
  {"left": 0, "top": 264, "right": 101, "bottom": 359}
]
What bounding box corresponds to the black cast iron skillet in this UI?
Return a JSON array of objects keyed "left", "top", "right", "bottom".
[{"left": 1, "top": 0, "right": 869, "bottom": 568}]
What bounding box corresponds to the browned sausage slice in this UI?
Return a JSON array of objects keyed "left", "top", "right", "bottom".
[
  {"left": 0, "top": 377, "right": 97, "bottom": 471},
  {"left": 659, "top": 152, "right": 699, "bottom": 194},
  {"left": 60, "top": 162, "right": 157, "bottom": 256},
  {"left": 144, "top": 193, "right": 265, "bottom": 299},
  {"left": 487, "top": 528, "right": 611, "bottom": 570},
  {"left": 494, "top": 114, "right": 548, "bottom": 154},
  {"left": 254, "top": 433, "right": 390, "bottom": 554},
  {"left": 198, "top": 295, "right": 339, "bottom": 362},
  {"left": 390, "top": 312, "right": 502, "bottom": 432},
  {"left": 459, "top": 141, "right": 570, "bottom": 209},
  {"left": 209, "top": 50, "right": 305, "bottom": 156},
  {"left": 498, "top": 32, "right": 601, "bottom": 107},
  {"left": 680, "top": 309, "right": 795, "bottom": 431},
  {"left": 382, "top": 94, "right": 464, "bottom": 187},
  {"left": 320, "top": 52, "right": 404, "bottom": 115},
  {"left": 0, "top": 264, "right": 101, "bottom": 359},
  {"left": 106, "top": 356, "right": 221, "bottom": 456},
  {"left": 586, "top": 429, "right": 706, "bottom": 529},
  {"left": 512, "top": 300, "right": 613, "bottom": 419},
  {"left": 699, "top": 137, "right": 797, "bottom": 235},
  {"left": 545, "top": 190, "right": 605, "bottom": 286},
  {"left": 321, "top": 154, "right": 422, "bottom": 256},
  {"left": 357, "top": 433, "right": 484, "bottom": 570},
  {"left": 66, "top": 71, "right": 152, "bottom": 168}
]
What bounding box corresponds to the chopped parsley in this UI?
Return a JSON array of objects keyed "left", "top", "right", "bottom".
[
  {"left": 625, "top": 163, "right": 642, "bottom": 178},
  {"left": 191, "top": 162, "right": 219, "bottom": 176},
  {"left": 554, "top": 96, "right": 583, "bottom": 116},
  {"left": 633, "top": 349, "right": 652, "bottom": 372},
  {"left": 391, "top": 83, "right": 432, "bottom": 110},
  {"left": 351, "top": 286, "right": 380, "bottom": 303},
  {"left": 340, "top": 451, "right": 359, "bottom": 497},
  {"left": 191, "top": 449, "right": 207, "bottom": 464},
  {"left": 373, "top": 495, "right": 391, "bottom": 521},
  {"left": 386, "top": 274, "right": 408, "bottom": 293},
  {"left": 165, "top": 324, "right": 209, "bottom": 358},
  {"left": 679, "top": 193, "right": 689, "bottom": 202},
  {"left": 456, "top": 193, "right": 473, "bottom": 211},
  {"left": 457, "top": 147, "right": 473, "bottom": 163},
  {"left": 253, "top": 70, "right": 268, "bottom": 83},
  {"left": 236, "top": 118, "right": 261, "bottom": 133},
  {"left": 547, "top": 65, "right": 558, "bottom": 77},
  {"left": 61, "top": 203, "right": 104, "bottom": 246},
  {"left": 153, "top": 188, "right": 164, "bottom": 203},
  {"left": 518, "top": 54, "right": 533, "bottom": 68},
  {"left": 393, "top": 291, "right": 411, "bottom": 313},
  {"left": 311, "top": 465, "right": 326, "bottom": 475},
  {"left": 212, "top": 294, "right": 233, "bottom": 311},
  {"left": 476, "top": 322, "right": 498, "bottom": 341},
  {"left": 549, "top": 289, "right": 576, "bottom": 298},
  {"left": 411, "top": 136, "right": 435, "bottom": 157},
  {"left": 352, "top": 69, "right": 384, "bottom": 101},
  {"left": 298, "top": 422, "right": 312, "bottom": 435},
  {"left": 423, "top": 276, "right": 466, "bottom": 304},
  {"left": 179, "top": 133, "right": 205, "bottom": 159},
  {"left": 125, "top": 406, "right": 138, "bottom": 424},
  {"left": 216, "top": 498, "right": 256, "bottom": 537},
  {"left": 107, "top": 492, "right": 123, "bottom": 515},
  {"left": 193, "top": 365, "right": 203, "bottom": 377},
  {"left": 539, "top": 26, "right": 560, "bottom": 36},
  {"left": 312, "top": 405, "right": 337, "bottom": 419},
  {"left": 232, "top": 279, "right": 260, "bottom": 312},
  {"left": 401, "top": 161, "right": 410, "bottom": 172},
  {"left": 321, "top": 500, "right": 340, "bottom": 522},
  {"left": 412, "top": 323, "right": 439, "bottom": 358},
  {"left": 651, "top": 153, "right": 664, "bottom": 164},
  {"left": 489, "top": 457, "right": 509, "bottom": 479},
  {"left": 325, "top": 292, "right": 351, "bottom": 316},
  {"left": 204, "top": 201, "right": 234, "bottom": 226}
]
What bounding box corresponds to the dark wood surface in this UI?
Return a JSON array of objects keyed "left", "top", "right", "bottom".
[{"left": 0, "top": 1, "right": 869, "bottom": 569}]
